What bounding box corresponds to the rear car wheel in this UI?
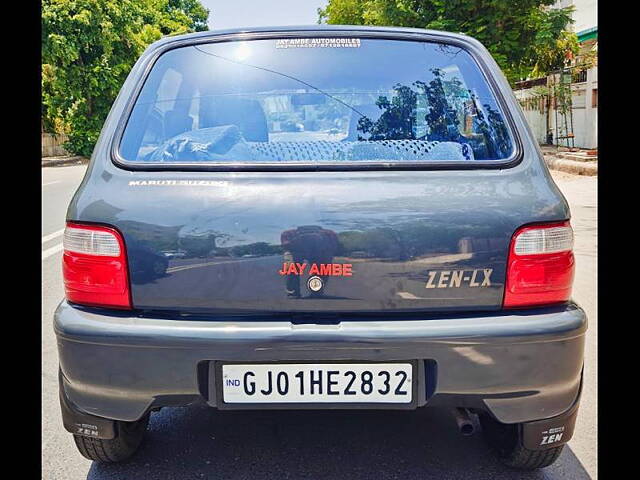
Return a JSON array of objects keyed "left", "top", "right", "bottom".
[
  {"left": 73, "top": 413, "right": 149, "bottom": 463},
  {"left": 479, "top": 414, "right": 564, "bottom": 470}
]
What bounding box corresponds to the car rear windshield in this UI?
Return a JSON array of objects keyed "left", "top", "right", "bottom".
[{"left": 119, "top": 37, "right": 515, "bottom": 165}]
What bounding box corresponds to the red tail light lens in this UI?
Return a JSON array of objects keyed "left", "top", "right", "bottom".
[
  {"left": 503, "top": 221, "right": 574, "bottom": 308},
  {"left": 62, "top": 223, "right": 131, "bottom": 309}
]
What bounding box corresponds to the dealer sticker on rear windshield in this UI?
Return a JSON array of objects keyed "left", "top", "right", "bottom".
[{"left": 276, "top": 38, "right": 361, "bottom": 49}]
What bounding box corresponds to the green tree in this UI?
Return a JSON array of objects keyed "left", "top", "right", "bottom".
[
  {"left": 42, "top": 0, "right": 209, "bottom": 156},
  {"left": 318, "top": 0, "right": 578, "bottom": 84}
]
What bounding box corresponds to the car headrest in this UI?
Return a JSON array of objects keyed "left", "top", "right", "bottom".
[
  {"left": 201, "top": 97, "right": 269, "bottom": 142},
  {"left": 346, "top": 104, "right": 385, "bottom": 140},
  {"left": 164, "top": 110, "right": 194, "bottom": 140}
]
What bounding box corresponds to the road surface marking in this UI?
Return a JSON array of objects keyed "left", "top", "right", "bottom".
[
  {"left": 42, "top": 229, "right": 65, "bottom": 244},
  {"left": 42, "top": 243, "right": 63, "bottom": 260},
  {"left": 167, "top": 257, "right": 258, "bottom": 274},
  {"left": 396, "top": 291, "right": 421, "bottom": 299},
  {"left": 42, "top": 181, "right": 61, "bottom": 187}
]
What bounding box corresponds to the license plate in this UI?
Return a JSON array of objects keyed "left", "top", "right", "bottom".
[{"left": 221, "top": 363, "right": 413, "bottom": 404}]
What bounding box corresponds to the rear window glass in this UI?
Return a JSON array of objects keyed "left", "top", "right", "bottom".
[{"left": 119, "top": 38, "right": 514, "bottom": 165}]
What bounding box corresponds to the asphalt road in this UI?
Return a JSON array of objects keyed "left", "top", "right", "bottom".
[{"left": 42, "top": 165, "right": 597, "bottom": 480}]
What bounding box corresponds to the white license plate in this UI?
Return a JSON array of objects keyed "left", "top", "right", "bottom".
[{"left": 221, "top": 363, "right": 413, "bottom": 404}]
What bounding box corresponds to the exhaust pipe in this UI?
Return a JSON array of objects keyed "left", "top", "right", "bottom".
[{"left": 452, "top": 408, "right": 476, "bottom": 436}]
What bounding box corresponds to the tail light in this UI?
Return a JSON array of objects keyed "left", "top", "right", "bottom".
[
  {"left": 62, "top": 223, "right": 132, "bottom": 309},
  {"left": 503, "top": 221, "right": 574, "bottom": 308}
]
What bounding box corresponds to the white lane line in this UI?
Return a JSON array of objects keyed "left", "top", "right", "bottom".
[
  {"left": 42, "top": 228, "right": 65, "bottom": 244},
  {"left": 166, "top": 257, "right": 255, "bottom": 274},
  {"left": 42, "top": 243, "right": 63, "bottom": 261},
  {"left": 396, "top": 291, "right": 421, "bottom": 300},
  {"left": 42, "top": 181, "right": 61, "bottom": 187}
]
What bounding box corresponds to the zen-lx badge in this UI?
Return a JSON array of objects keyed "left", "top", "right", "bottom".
[{"left": 425, "top": 269, "right": 493, "bottom": 289}]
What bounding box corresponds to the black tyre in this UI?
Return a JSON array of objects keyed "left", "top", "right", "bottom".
[
  {"left": 73, "top": 413, "right": 149, "bottom": 463},
  {"left": 479, "top": 414, "right": 563, "bottom": 470}
]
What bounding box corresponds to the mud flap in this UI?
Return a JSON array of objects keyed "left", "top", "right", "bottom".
[
  {"left": 59, "top": 371, "right": 117, "bottom": 440},
  {"left": 521, "top": 383, "right": 581, "bottom": 450}
]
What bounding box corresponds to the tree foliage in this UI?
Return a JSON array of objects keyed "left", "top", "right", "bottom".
[
  {"left": 357, "top": 68, "right": 511, "bottom": 158},
  {"left": 318, "top": 0, "right": 578, "bottom": 84},
  {"left": 42, "top": 0, "right": 209, "bottom": 156}
]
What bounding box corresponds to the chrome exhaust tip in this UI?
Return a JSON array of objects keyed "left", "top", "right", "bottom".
[{"left": 452, "top": 407, "right": 476, "bottom": 436}]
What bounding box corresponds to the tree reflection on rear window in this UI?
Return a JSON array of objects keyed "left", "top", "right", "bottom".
[{"left": 119, "top": 38, "right": 514, "bottom": 165}]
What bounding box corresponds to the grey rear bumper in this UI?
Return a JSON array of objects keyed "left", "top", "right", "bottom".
[{"left": 54, "top": 301, "right": 586, "bottom": 425}]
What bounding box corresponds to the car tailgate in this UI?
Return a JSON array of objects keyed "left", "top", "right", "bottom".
[{"left": 71, "top": 169, "right": 567, "bottom": 314}]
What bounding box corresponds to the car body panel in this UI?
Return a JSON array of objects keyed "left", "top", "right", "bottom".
[{"left": 69, "top": 167, "right": 568, "bottom": 313}]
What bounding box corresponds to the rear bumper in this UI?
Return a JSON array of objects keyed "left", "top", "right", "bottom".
[{"left": 55, "top": 301, "right": 586, "bottom": 425}]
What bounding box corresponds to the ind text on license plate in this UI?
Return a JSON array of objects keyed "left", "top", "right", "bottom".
[{"left": 221, "top": 363, "right": 413, "bottom": 404}]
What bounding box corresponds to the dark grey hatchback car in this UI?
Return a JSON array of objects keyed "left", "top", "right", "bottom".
[{"left": 55, "top": 25, "right": 586, "bottom": 470}]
